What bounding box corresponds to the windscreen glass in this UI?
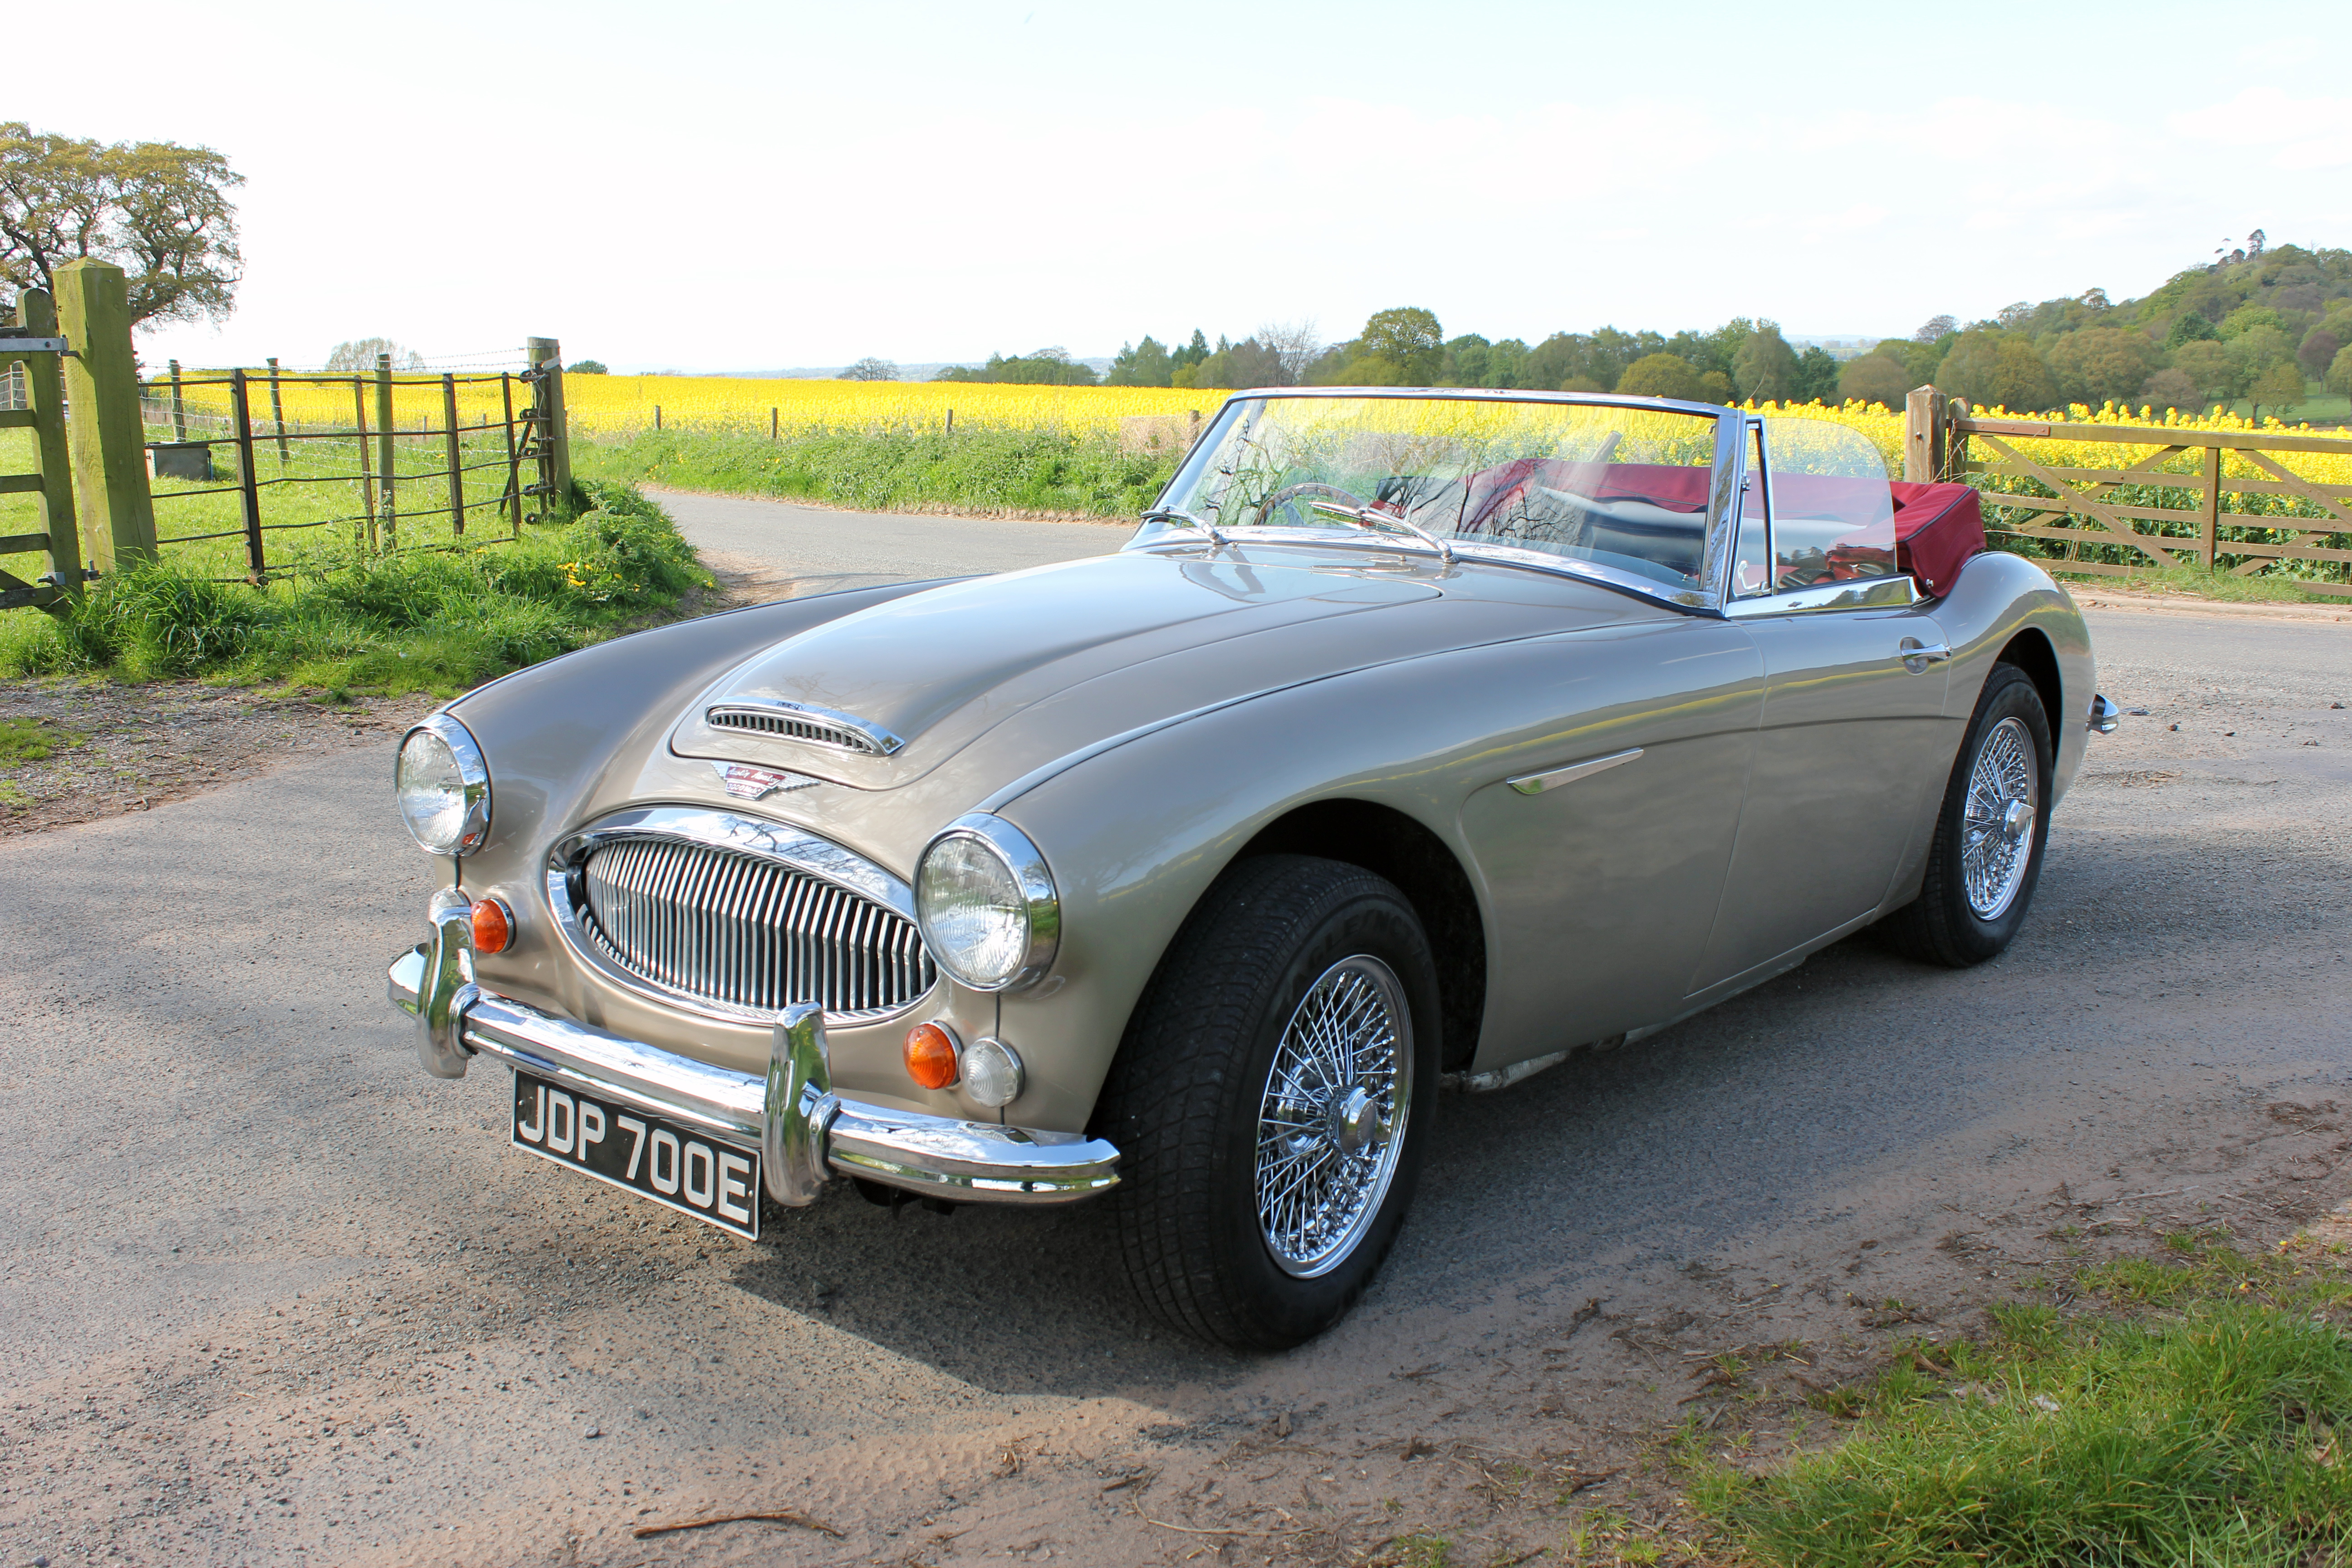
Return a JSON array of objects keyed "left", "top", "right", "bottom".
[
  {"left": 1761, "top": 416, "right": 1897, "bottom": 592},
  {"left": 1149, "top": 397, "right": 1724, "bottom": 592}
]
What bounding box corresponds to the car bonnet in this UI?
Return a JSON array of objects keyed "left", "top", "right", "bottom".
[{"left": 665, "top": 549, "right": 1480, "bottom": 786}]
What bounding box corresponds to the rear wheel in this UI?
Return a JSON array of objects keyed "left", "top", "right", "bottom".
[
  {"left": 1097, "top": 855, "right": 1440, "bottom": 1351},
  {"left": 1877, "top": 662, "right": 2053, "bottom": 967}
]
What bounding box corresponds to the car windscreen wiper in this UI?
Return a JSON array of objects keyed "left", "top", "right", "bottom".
[
  {"left": 1306, "top": 498, "right": 1455, "bottom": 564},
  {"left": 1140, "top": 506, "right": 1227, "bottom": 547}
]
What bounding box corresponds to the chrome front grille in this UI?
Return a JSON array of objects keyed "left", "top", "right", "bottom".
[{"left": 576, "top": 836, "right": 934, "bottom": 1020}]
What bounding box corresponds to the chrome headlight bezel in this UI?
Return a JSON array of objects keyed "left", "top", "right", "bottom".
[
  {"left": 394, "top": 713, "right": 492, "bottom": 857},
  {"left": 914, "top": 813, "right": 1059, "bottom": 992}
]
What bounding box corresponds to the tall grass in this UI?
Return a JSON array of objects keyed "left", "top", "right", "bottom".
[
  {"left": 574, "top": 425, "right": 1179, "bottom": 518},
  {"left": 0, "top": 481, "right": 706, "bottom": 696}
]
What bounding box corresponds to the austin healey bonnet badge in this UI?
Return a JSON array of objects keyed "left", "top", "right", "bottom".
[{"left": 712, "top": 763, "right": 818, "bottom": 800}]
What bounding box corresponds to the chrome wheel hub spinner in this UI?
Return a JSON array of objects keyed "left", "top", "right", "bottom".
[
  {"left": 1254, "top": 956, "right": 1412, "bottom": 1279},
  {"left": 1962, "top": 715, "right": 2038, "bottom": 921}
]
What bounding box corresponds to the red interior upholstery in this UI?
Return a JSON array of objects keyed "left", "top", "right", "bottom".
[
  {"left": 1886, "top": 481, "right": 1985, "bottom": 598},
  {"left": 1450, "top": 459, "right": 1986, "bottom": 597}
]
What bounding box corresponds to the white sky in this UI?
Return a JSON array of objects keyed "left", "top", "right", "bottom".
[{"left": 23, "top": 0, "right": 2352, "bottom": 373}]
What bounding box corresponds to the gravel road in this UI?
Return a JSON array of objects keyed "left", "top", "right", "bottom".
[{"left": 5, "top": 500, "right": 2350, "bottom": 1565}]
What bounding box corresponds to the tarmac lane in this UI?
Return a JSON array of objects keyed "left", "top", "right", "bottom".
[{"left": 3, "top": 523, "right": 2350, "bottom": 1564}]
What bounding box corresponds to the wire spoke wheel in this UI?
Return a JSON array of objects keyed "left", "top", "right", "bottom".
[
  {"left": 1253, "top": 955, "right": 1412, "bottom": 1279},
  {"left": 1960, "top": 715, "right": 2037, "bottom": 920}
]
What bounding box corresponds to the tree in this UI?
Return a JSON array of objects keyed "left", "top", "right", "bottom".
[
  {"left": 1792, "top": 345, "right": 1842, "bottom": 404},
  {"left": 1481, "top": 338, "right": 1529, "bottom": 389},
  {"left": 1107, "top": 336, "right": 1174, "bottom": 387},
  {"left": 567, "top": 359, "right": 608, "bottom": 375},
  {"left": 2298, "top": 327, "right": 2342, "bottom": 381},
  {"left": 838, "top": 357, "right": 897, "bottom": 381},
  {"left": 1915, "top": 314, "right": 1958, "bottom": 343},
  {"left": 1616, "top": 353, "right": 1704, "bottom": 400},
  {"left": 1441, "top": 333, "right": 1490, "bottom": 386},
  {"left": 2248, "top": 363, "right": 2305, "bottom": 421},
  {"left": 2167, "top": 340, "right": 2243, "bottom": 407},
  {"left": 2138, "top": 368, "right": 2198, "bottom": 413},
  {"left": 326, "top": 338, "right": 424, "bottom": 372},
  {"left": 2164, "top": 311, "right": 2217, "bottom": 349},
  {"left": 1838, "top": 352, "right": 1912, "bottom": 409},
  {"left": 1257, "top": 321, "right": 1322, "bottom": 386},
  {"left": 2044, "top": 327, "right": 2160, "bottom": 407},
  {"left": 1935, "top": 330, "right": 2057, "bottom": 412},
  {"left": 1730, "top": 324, "right": 1798, "bottom": 402},
  {"left": 1173, "top": 330, "right": 1210, "bottom": 371},
  {"left": 2331, "top": 344, "right": 2352, "bottom": 399},
  {"left": 936, "top": 348, "right": 1096, "bottom": 385},
  {"left": 1358, "top": 307, "right": 1443, "bottom": 383},
  {"left": 0, "top": 122, "right": 243, "bottom": 328},
  {"left": 2227, "top": 324, "right": 2295, "bottom": 387}
]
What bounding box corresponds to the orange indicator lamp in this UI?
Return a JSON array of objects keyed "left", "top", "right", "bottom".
[{"left": 903, "top": 1021, "right": 961, "bottom": 1090}]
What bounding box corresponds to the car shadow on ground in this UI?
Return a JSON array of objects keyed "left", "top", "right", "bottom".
[{"left": 702, "top": 823, "right": 2352, "bottom": 1406}]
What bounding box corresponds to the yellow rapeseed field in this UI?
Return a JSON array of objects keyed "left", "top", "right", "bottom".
[
  {"left": 144, "top": 373, "right": 2352, "bottom": 494},
  {"left": 153, "top": 372, "right": 1220, "bottom": 437}
]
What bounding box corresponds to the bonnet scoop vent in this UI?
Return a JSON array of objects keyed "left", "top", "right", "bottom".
[{"left": 704, "top": 699, "right": 904, "bottom": 756}]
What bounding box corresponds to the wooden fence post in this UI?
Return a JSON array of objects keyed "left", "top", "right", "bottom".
[
  {"left": 500, "top": 372, "right": 522, "bottom": 537},
  {"left": 351, "top": 376, "right": 376, "bottom": 554},
  {"left": 375, "top": 353, "right": 397, "bottom": 551},
  {"left": 52, "top": 258, "right": 157, "bottom": 569},
  {"left": 5, "top": 289, "right": 83, "bottom": 607},
  {"left": 167, "top": 358, "right": 187, "bottom": 441},
  {"left": 441, "top": 372, "right": 465, "bottom": 537},
  {"left": 770, "top": 407, "right": 778, "bottom": 440},
  {"left": 228, "top": 369, "right": 266, "bottom": 579},
  {"left": 2200, "top": 446, "right": 2222, "bottom": 571},
  {"left": 266, "top": 356, "right": 290, "bottom": 467},
  {"left": 526, "top": 336, "right": 571, "bottom": 500},
  {"left": 1904, "top": 386, "right": 1947, "bottom": 483}
]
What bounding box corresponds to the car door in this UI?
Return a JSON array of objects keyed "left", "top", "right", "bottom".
[
  {"left": 1688, "top": 418, "right": 1952, "bottom": 995},
  {"left": 1459, "top": 612, "right": 1766, "bottom": 1066}
]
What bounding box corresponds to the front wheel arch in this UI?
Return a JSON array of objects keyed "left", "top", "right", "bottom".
[{"left": 1226, "top": 800, "right": 1488, "bottom": 1074}]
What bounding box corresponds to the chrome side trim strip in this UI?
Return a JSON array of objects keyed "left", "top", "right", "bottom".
[
  {"left": 386, "top": 951, "right": 1119, "bottom": 1205},
  {"left": 1508, "top": 746, "right": 1644, "bottom": 796},
  {"left": 1723, "top": 574, "right": 1922, "bottom": 617}
]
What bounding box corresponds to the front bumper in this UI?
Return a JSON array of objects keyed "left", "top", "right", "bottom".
[{"left": 388, "top": 932, "right": 1119, "bottom": 1207}]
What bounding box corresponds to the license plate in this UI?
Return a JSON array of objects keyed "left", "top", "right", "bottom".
[{"left": 510, "top": 1070, "right": 761, "bottom": 1238}]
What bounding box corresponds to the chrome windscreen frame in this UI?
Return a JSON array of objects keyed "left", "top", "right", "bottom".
[
  {"left": 543, "top": 804, "right": 933, "bottom": 1028},
  {"left": 1131, "top": 390, "right": 1750, "bottom": 617}
]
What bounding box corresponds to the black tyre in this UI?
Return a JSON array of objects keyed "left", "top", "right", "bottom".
[
  {"left": 1876, "top": 662, "right": 2054, "bottom": 967},
  {"left": 1096, "top": 854, "right": 1441, "bottom": 1351}
]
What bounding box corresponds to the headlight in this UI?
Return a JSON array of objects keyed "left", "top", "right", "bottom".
[
  {"left": 914, "top": 814, "right": 1058, "bottom": 991},
  {"left": 395, "top": 715, "right": 491, "bottom": 856}
]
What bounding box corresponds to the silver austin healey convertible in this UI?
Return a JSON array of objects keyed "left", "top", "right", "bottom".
[{"left": 389, "top": 390, "right": 2117, "bottom": 1349}]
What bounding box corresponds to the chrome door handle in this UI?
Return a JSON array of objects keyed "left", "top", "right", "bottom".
[{"left": 1896, "top": 637, "right": 1951, "bottom": 671}]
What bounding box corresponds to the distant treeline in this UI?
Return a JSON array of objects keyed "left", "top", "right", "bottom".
[{"left": 913, "top": 236, "right": 2352, "bottom": 418}]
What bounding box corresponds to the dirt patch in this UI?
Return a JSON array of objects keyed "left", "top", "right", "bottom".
[
  {"left": 2069, "top": 586, "right": 2352, "bottom": 623},
  {"left": 0, "top": 679, "right": 427, "bottom": 837}
]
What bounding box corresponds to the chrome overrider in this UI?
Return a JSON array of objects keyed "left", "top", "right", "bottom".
[{"left": 389, "top": 907, "right": 1120, "bottom": 1206}]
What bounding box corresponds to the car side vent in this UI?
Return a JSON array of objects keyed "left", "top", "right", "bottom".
[{"left": 704, "top": 701, "right": 903, "bottom": 756}]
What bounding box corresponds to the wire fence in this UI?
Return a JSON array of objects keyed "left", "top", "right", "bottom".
[{"left": 132, "top": 350, "right": 564, "bottom": 581}]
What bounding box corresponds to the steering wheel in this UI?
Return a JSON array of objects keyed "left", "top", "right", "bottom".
[{"left": 1250, "top": 481, "right": 1372, "bottom": 529}]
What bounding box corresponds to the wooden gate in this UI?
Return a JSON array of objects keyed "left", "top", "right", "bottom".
[
  {"left": 1903, "top": 389, "right": 2352, "bottom": 597},
  {"left": 0, "top": 289, "right": 82, "bottom": 614}
]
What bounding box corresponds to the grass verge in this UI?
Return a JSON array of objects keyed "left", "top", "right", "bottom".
[
  {"left": 0, "top": 481, "right": 708, "bottom": 698},
  {"left": 1695, "top": 1232, "right": 2352, "bottom": 1567},
  {"left": 573, "top": 425, "right": 1178, "bottom": 518}
]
